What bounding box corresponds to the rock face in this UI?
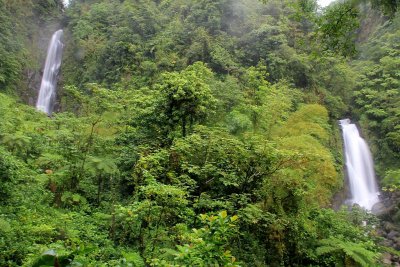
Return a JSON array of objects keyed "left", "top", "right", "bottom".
[
  {"left": 388, "top": 230, "right": 399, "bottom": 240},
  {"left": 371, "top": 202, "right": 386, "bottom": 215},
  {"left": 19, "top": 23, "right": 62, "bottom": 107},
  {"left": 383, "top": 253, "right": 393, "bottom": 265},
  {"left": 24, "top": 69, "right": 42, "bottom": 105},
  {"left": 378, "top": 191, "right": 400, "bottom": 220},
  {"left": 375, "top": 191, "right": 400, "bottom": 265}
]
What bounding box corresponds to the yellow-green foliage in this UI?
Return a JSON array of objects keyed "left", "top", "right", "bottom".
[
  {"left": 275, "top": 135, "right": 339, "bottom": 207},
  {"left": 274, "top": 104, "right": 330, "bottom": 143},
  {"left": 267, "top": 104, "right": 339, "bottom": 208}
]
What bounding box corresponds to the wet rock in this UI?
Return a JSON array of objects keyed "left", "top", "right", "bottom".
[
  {"left": 382, "top": 253, "right": 392, "bottom": 265},
  {"left": 393, "top": 237, "right": 400, "bottom": 245},
  {"left": 388, "top": 230, "right": 399, "bottom": 240},
  {"left": 384, "top": 222, "right": 397, "bottom": 232},
  {"left": 378, "top": 206, "right": 397, "bottom": 221},
  {"left": 382, "top": 239, "right": 394, "bottom": 247},
  {"left": 377, "top": 229, "right": 386, "bottom": 236},
  {"left": 393, "top": 255, "right": 400, "bottom": 263},
  {"left": 393, "top": 210, "right": 400, "bottom": 222},
  {"left": 372, "top": 202, "right": 386, "bottom": 214}
]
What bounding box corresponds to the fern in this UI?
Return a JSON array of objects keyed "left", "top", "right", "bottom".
[
  {"left": 316, "top": 237, "right": 379, "bottom": 267},
  {"left": 121, "top": 251, "right": 145, "bottom": 267},
  {"left": 316, "top": 245, "right": 341, "bottom": 255}
]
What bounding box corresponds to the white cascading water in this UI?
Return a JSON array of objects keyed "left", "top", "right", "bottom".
[
  {"left": 340, "top": 119, "right": 380, "bottom": 210},
  {"left": 36, "top": 29, "right": 64, "bottom": 115}
]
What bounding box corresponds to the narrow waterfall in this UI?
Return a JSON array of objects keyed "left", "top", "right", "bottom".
[
  {"left": 36, "top": 30, "right": 64, "bottom": 115},
  {"left": 340, "top": 119, "right": 379, "bottom": 210}
]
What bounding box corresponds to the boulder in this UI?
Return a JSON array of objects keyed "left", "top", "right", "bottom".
[
  {"left": 388, "top": 230, "right": 400, "bottom": 240},
  {"left": 393, "top": 255, "right": 400, "bottom": 263},
  {"left": 372, "top": 202, "right": 386, "bottom": 215},
  {"left": 383, "top": 222, "right": 397, "bottom": 232},
  {"left": 382, "top": 253, "right": 392, "bottom": 265},
  {"left": 382, "top": 239, "right": 394, "bottom": 247}
]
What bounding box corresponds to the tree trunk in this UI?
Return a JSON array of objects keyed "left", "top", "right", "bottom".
[
  {"left": 182, "top": 115, "right": 187, "bottom": 137},
  {"left": 97, "top": 175, "right": 103, "bottom": 204}
]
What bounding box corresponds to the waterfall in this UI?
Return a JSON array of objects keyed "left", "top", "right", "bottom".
[
  {"left": 340, "top": 119, "right": 379, "bottom": 210},
  {"left": 36, "top": 30, "right": 64, "bottom": 115}
]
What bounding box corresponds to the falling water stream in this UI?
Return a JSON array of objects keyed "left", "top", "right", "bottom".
[
  {"left": 36, "top": 29, "right": 64, "bottom": 115},
  {"left": 340, "top": 119, "right": 380, "bottom": 210}
]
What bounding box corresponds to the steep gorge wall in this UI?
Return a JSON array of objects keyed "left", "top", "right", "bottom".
[{"left": 0, "top": 0, "right": 64, "bottom": 104}]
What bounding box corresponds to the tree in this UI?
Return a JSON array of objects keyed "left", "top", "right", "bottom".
[
  {"left": 151, "top": 211, "right": 240, "bottom": 267},
  {"left": 86, "top": 156, "right": 118, "bottom": 204},
  {"left": 370, "top": 0, "right": 400, "bottom": 16},
  {"left": 317, "top": 1, "right": 360, "bottom": 57},
  {"left": 158, "top": 62, "right": 216, "bottom": 137}
]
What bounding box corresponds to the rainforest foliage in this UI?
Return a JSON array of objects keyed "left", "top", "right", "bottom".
[{"left": 1, "top": 0, "right": 400, "bottom": 266}]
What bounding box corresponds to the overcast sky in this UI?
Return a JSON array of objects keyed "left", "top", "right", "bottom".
[{"left": 318, "top": 0, "right": 335, "bottom": 7}]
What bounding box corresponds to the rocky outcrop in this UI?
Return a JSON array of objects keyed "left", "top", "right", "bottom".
[{"left": 373, "top": 191, "right": 400, "bottom": 265}]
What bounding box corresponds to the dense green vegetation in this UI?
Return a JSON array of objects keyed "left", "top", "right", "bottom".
[
  {"left": 1, "top": 0, "right": 400, "bottom": 266},
  {"left": 353, "top": 14, "right": 400, "bottom": 182}
]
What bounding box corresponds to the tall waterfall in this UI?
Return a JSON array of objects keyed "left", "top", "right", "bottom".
[
  {"left": 36, "top": 30, "right": 64, "bottom": 115},
  {"left": 340, "top": 119, "right": 379, "bottom": 210}
]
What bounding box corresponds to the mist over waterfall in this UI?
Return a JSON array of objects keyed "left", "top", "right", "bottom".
[
  {"left": 340, "top": 119, "right": 380, "bottom": 210},
  {"left": 36, "top": 29, "right": 64, "bottom": 115}
]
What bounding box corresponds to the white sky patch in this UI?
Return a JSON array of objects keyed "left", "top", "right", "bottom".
[
  {"left": 63, "top": 0, "right": 69, "bottom": 6},
  {"left": 318, "top": 0, "right": 335, "bottom": 7}
]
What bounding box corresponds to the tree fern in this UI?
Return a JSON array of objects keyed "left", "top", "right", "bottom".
[
  {"left": 121, "top": 251, "right": 145, "bottom": 267},
  {"left": 316, "top": 237, "right": 379, "bottom": 267}
]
